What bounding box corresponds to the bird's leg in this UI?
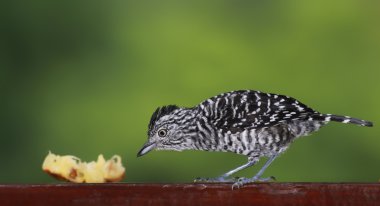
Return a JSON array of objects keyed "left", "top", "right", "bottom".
[
  {"left": 232, "top": 154, "right": 278, "bottom": 189},
  {"left": 194, "top": 157, "right": 258, "bottom": 183}
]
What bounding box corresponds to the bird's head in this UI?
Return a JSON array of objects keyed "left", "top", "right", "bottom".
[{"left": 137, "top": 105, "right": 197, "bottom": 157}]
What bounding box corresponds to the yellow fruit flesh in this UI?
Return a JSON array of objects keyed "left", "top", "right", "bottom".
[{"left": 42, "top": 152, "right": 125, "bottom": 183}]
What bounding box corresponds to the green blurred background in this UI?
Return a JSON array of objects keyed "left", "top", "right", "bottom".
[{"left": 1, "top": 0, "right": 379, "bottom": 183}]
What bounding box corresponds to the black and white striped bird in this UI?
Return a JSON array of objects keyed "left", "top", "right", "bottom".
[{"left": 137, "top": 90, "right": 373, "bottom": 188}]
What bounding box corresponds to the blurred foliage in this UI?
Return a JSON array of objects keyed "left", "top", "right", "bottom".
[{"left": 0, "top": 0, "right": 379, "bottom": 183}]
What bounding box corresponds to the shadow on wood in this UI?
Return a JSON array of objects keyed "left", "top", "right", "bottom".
[{"left": 0, "top": 183, "right": 379, "bottom": 206}]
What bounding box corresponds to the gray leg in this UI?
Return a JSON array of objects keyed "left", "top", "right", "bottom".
[
  {"left": 232, "top": 154, "right": 278, "bottom": 189},
  {"left": 194, "top": 157, "right": 258, "bottom": 183}
]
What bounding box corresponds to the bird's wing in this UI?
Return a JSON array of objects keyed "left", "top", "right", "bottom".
[{"left": 198, "top": 90, "right": 316, "bottom": 133}]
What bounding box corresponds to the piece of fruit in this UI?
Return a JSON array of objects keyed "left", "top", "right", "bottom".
[{"left": 42, "top": 151, "right": 125, "bottom": 183}]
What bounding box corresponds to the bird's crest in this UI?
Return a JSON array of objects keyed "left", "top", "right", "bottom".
[{"left": 148, "top": 105, "right": 179, "bottom": 131}]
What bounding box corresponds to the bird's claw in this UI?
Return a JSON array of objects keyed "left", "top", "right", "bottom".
[
  {"left": 232, "top": 177, "right": 250, "bottom": 189},
  {"left": 231, "top": 176, "right": 276, "bottom": 189},
  {"left": 194, "top": 175, "right": 275, "bottom": 188},
  {"left": 194, "top": 176, "right": 235, "bottom": 183}
]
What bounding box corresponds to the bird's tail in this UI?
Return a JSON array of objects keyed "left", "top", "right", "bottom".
[{"left": 311, "top": 113, "right": 373, "bottom": 127}]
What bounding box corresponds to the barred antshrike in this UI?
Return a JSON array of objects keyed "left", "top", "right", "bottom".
[{"left": 137, "top": 90, "right": 373, "bottom": 188}]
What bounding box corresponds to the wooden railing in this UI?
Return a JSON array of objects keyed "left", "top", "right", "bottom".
[{"left": 0, "top": 183, "right": 379, "bottom": 206}]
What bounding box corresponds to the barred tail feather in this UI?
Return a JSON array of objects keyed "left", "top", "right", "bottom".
[{"left": 312, "top": 114, "right": 373, "bottom": 127}]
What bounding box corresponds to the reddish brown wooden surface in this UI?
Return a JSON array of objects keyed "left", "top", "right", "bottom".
[{"left": 0, "top": 183, "right": 379, "bottom": 206}]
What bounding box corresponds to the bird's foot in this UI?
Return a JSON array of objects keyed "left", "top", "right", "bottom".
[
  {"left": 231, "top": 176, "right": 276, "bottom": 189},
  {"left": 194, "top": 176, "right": 237, "bottom": 183}
]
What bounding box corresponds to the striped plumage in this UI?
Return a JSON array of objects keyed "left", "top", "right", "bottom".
[{"left": 138, "top": 90, "right": 373, "bottom": 188}]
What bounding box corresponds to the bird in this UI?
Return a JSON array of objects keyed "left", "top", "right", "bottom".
[{"left": 137, "top": 90, "right": 373, "bottom": 188}]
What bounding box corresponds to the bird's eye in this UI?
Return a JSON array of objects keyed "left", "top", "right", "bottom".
[{"left": 157, "top": 129, "right": 167, "bottom": 137}]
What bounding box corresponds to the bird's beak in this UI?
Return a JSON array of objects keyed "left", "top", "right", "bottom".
[{"left": 137, "top": 141, "right": 156, "bottom": 157}]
